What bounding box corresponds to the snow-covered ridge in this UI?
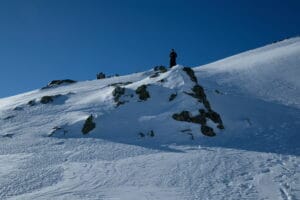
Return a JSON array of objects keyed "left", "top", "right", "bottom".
[
  {"left": 0, "top": 38, "right": 299, "bottom": 200},
  {"left": 195, "top": 37, "right": 300, "bottom": 108},
  {"left": 0, "top": 65, "right": 224, "bottom": 143}
]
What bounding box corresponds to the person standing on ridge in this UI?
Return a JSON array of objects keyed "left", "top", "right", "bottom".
[{"left": 169, "top": 49, "right": 177, "bottom": 68}]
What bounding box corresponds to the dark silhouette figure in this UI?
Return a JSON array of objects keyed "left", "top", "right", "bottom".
[{"left": 169, "top": 49, "right": 177, "bottom": 68}]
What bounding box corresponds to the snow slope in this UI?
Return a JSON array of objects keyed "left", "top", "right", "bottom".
[
  {"left": 195, "top": 37, "right": 300, "bottom": 108},
  {"left": 0, "top": 38, "right": 300, "bottom": 200}
]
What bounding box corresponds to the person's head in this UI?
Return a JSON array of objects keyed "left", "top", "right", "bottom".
[{"left": 171, "top": 48, "right": 175, "bottom": 52}]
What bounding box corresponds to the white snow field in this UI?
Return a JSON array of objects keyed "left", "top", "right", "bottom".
[{"left": 0, "top": 37, "right": 300, "bottom": 200}]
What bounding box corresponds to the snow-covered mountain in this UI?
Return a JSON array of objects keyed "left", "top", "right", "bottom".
[{"left": 0, "top": 38, "right": 299, "bottom": 200}]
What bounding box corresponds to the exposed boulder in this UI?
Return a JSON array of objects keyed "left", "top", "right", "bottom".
[
  {"left": 28, "top": 100, "right": 36, "bottom": 106},
  {"left": 150, "top": 66, "right": 167, "bottom": 78},
  {"left": 169, "top": 93, "right": 177, "bottom": 101},
  {"left": 215, "top": 89, "right": 224, "bottom": 94},
  {"left": 192, "top": 85, "right": 206, "bottom": 101},
  {"left": 81, "top": 115, "right": 96, "bottom": 134},
  {"left": 148, "top": 130, "right": 155, "bottom": 137},
  {"left": 173, "top": 110, "right": 207, "bottom": 125},
  {"left": 217, "top": 124, "right": 225, "bottom": 130},
  {"left": 109, "top": 82, "right": 132, "bottom": 87},
  {"left": 203, "top": 99, "right": 211, "bottom": 110},
  {"left": 183, "top": 67, "right": 198, "bottom": 83},
  {"left": 206, "top": 110, "right": 223, "bottom": 124},
  {"left": 173, "top": 109, "right": 221, "bottom": 137},
  {"left": 150, "top": 72, "right": 160, "bottom": 78},
  {"left": 138, "top": 131, "right": 154, "bottom": 138},
  {"left": 96, "top": 72, "right": 106, "bottom": 79},
  {"left": 40, "top": 94, "right": 69, "bottom": 105},
  {"left": 135, "top": 85, "right": 150, "bottom": 101},
  {"left": 171, "top": 67, "right": 224, "bottom": 137},
  {"left": 191, "top": 110, "right": 206, "bottom": 125},
  {"left": 49, "top": 79, "right": 76, "bottom": 85},
  {"left": 201, "top": 125, "right": 216, "bottom": 137},
  {"left": 154, "top": 65, "right": 167, "bottom": 73},
  {"left": 41, "top": 96, "right": 54, "bottom": 104},
  {"left": 42, "top": 79, "right": 76, "bottom": 89},
  {"left": 184, "top": 84, "right": 207, "bottom": 103},
  {"left": 172, "top": 111, "right": 192, "bottom": 122},
  {"left": 138, "top": 132, "right": 145, "bottom": 138},
  {"left": 112, "top": 86, "right": 126, "bottom": 106},
  {"left": 199, "top": 109, "right": 207, "bottom": 124}
]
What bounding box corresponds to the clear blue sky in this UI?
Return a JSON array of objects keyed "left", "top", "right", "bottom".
[{"left": 0, "top": 0, "right": 299, "bottom": 98}]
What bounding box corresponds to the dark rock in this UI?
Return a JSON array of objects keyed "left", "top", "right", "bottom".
[
  {"left": 138, "top": 132, "right": 145, "bottom": 138},
  {"left": 217, "top": 124, "right": 225, "bottom": 130},
  {"left": 191, "top": 114, "right": 206, "bottom": 125},
  {"left": 28, "top": 100, "right": 36, "bottom": 106},
  {"left": 201, "top": 125, "right": 216, "bottom": 137},
  {"left": 151, "top": 66, "right": 167, "bottom": 78},
  {"left": 116, "top": 101, "right": 125, "bottom": 106},
  {"left": 190, "top": 109, "right": 207, "bottom": 125},
  {"left": 172, "top": 111, "right": 192, "bottom": 122},
  {"left": 135, "top": 85, "right": 150, "bottom": 101},
  {"left": 82, "top": 115, "right": 96, "bottom": 134},
  {"left": 40, "top": 94, "right": 66, "bottom": 104},
  {"left": 184, "top": 84, "right": 207, "bottom": 103},
  {"left": 203, "top": 99, "right": 211, "bottom": 110},
  {"left": 183, "top": 67, "right": 198, "bottom": 83},
  {"left": 206, "top": 110, "right": 223, "bottom": 124},
  {"left": 109, "top": 82, "right": 132, "bottom": 87},
  {"left": 150, "top": 72, "right": 160, "bottom": 78},
  {"left": 96, "top": 72, "right": 106, "bottom": 79},
  {"left": 215, "top": 89, "right": 222, "bottom": 94},
  {"left": 190, "top": 114, "right": 201, "bottom": 124},
  {"left": 42, "top": 79, "right": 76, "bottom": 89},
  {"left": 154, "top": 65, "right": 167, "bottom": 73},
  {"left": 40, "top": 96, "right": 54, "bottom": 104},
  {"left": 49, "top": 79, "right": 76, "bottom": 85},
  {"left": 2, "top": 133, "right": 14, "bottom": 138},
  {"left": 169, "top": 93, "right": 177, "bottom": 101},
  {"left": 112, "top": 86, "right": 125, "bottom": 101},
  {"left": 192, "top": 85, "right": 206, "bottom": 101},
  {"left": 148, "top": 130, "right": 155, "bottom": 137},
  {"left": 173, "top": 109, "right": 220, "bottom": 137}
]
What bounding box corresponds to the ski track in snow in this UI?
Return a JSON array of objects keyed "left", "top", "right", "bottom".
[
  {"left": 0, "top": 38, "right": 300, "bottom": 200},
  {"left": 1, "top": 142, "right": 299, "bottom": 200}
]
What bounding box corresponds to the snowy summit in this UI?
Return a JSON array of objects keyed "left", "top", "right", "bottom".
[{"left": 0, "top": 38, "right": 300, "bottom": 200}]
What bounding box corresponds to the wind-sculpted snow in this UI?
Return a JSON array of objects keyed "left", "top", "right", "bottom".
[{"left": 0, "top": 38, "right": 299, "bottom": 199}]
